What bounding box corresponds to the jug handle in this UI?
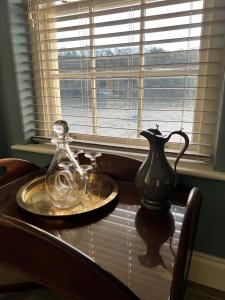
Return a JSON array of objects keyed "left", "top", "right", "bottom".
[{"left": 166, "top": 130, "right": 189, "bottom": 172}]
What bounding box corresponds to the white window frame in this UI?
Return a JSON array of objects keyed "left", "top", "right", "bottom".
[{"left": 28, "top": 0, "right": 223, "bottom": 158}]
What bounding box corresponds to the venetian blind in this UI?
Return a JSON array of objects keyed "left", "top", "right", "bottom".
[
  {"left": 26, "top": 0, "right": 225, "bottom": 157},
  {"left": 8, "top": 0, "right": 36, "bottom": 141}
]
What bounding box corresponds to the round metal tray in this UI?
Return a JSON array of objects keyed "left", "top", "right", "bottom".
[{"left": 16, "top": 175, "right": 118, "bottom": 217}]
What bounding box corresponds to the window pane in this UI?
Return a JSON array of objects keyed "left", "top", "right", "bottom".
[
  {"left": 61, "top": 79, "right": 92, "bottom": 134},
  {"left": 96, "top": 79, "right": 138, "bottom": 138},
  {"left": 26, "top": 0, "right": 224, "bottom": 155}
]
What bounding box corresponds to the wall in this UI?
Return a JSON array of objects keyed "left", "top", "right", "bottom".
[
  {"left": 0, "top": 0, "right": 26, "bottom": 157},
  {"left": 179, "top": 174, "right": 225, "bottom": 258}
]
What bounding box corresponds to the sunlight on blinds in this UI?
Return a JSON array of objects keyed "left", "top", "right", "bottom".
[{"left": 26, "top": 0, "right": 225, "bottom": 156}]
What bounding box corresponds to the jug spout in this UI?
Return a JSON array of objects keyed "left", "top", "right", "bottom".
[
  {"left": 140, "top": 127, "right": 165, "bottom": 146},
  {"left": 140, "top": 124, "right": 162, "bottom": 137},
  {"left": 140, "top": 130, "right": 152, "bottom": 140}
]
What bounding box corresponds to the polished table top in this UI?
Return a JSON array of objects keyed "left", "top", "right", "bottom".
[{"left": 0, "top": 170, "right": 188, "bottom": 300}]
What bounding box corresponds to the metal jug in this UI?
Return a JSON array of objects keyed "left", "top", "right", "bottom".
[{"left": 135, "top": 126, "right": 189, "bottom": 210}]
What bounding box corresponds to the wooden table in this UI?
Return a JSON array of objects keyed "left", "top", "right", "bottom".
[{"left": 0, "top": 154, "right": 201, "bottom": 300}]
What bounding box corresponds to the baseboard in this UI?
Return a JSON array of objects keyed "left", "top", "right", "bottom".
[{"left": 188, "top": 251, "right": 225, "bottom": 292}]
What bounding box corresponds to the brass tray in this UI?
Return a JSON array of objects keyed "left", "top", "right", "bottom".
[{"left": 16, "top": 175, "right": 118, "bottom": 217}]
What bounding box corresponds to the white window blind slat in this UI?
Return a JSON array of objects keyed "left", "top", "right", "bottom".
[
  {"left": 29, "top": 5, "right": 225, "bottom": 31},
  {"left": 26, "top": 37, "right": 225, "bottom": 55},
  {"left": 23, "top": 0, "right": 225, "bottom": 157},
  {"left": 35, "top": 22, "right": 224, "bottom": 44}
]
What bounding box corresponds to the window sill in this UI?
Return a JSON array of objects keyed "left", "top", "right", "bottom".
[{"left": 11, "top": 143, "right": 225, "bottom": 182}]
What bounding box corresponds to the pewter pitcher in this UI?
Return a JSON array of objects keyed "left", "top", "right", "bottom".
[{"left": 135, "top": 127, "right": 189, "bottom": 210}]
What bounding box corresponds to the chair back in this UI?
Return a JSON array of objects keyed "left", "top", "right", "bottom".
[
  {"left": 0, "top": 158, "right": 39, "bottom": 187},
  {"left": 170, "top": 187, "right": 201, "bottom": 299}
]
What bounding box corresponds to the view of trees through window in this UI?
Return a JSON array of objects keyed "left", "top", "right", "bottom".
[
  {"left": 45, "top": 0, "right": 204, "bottom": 144},
  {"left": 24, "top": 0, "right": 224, "bottom": 155},
  {"left": 59, "top": 47, "right": 198, "bottom": 139}
]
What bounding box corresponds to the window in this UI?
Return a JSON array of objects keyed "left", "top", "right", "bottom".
[{"left": 24, "top": 0, "right": 225, "bottom": 158}]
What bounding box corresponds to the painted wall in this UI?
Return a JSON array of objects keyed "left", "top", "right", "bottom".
[
  {"left": 0, "top": 0, "right": 25, "bottom": 157},
  {"left": 179, "top": 174, "right": 225, "bottom": 259}
]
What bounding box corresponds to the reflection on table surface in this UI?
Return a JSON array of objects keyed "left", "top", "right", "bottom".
[{"left": 55, "top": 205, "right": 184, "bottom": 300}]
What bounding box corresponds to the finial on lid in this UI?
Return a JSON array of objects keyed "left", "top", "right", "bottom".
[{"left": 53, "top": 120, "right": 69, "bottom": 140}]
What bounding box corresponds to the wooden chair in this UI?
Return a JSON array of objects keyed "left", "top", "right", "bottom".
[
  {"left": 79, "top": 152, "right": 141, "bottom": 182},
  {"left": 0, "top": 158, "right": 40, "bottom": 292},
  {"left": 0, "top": 214, "right": 139, "bottom": 300},
  {"left": 0, "top": 158, "right": 39, "bottom": 187},
  {"left": 170, "top": 187, "right": 202, "bottom": 299}
]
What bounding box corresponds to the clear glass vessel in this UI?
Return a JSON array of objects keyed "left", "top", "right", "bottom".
[
  {"left": 84, "top": 152, "right": 102, "bottom": 197},
  {"left": 79, "top": 164, "right": 92, "bottom": 201},
  {"left": 45, "top": 120, "right": 81, "bottom": 209}
]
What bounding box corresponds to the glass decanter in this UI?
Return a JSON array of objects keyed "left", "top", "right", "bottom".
[{"left": 45, "top": 120, "right": 82, "bottom": 209}]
